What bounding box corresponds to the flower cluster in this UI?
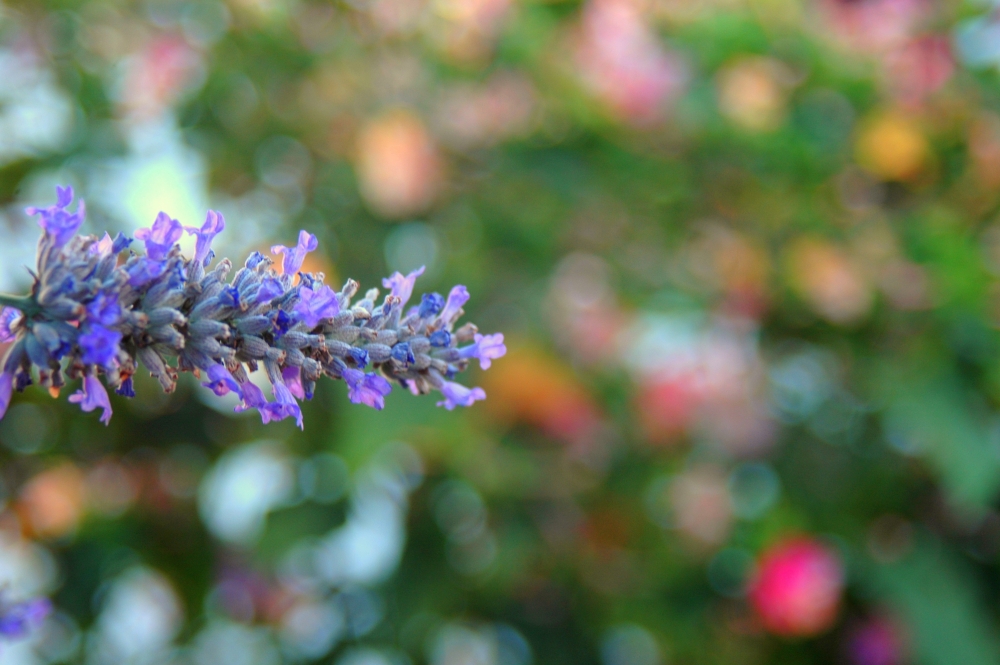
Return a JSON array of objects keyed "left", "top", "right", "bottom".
[{"left": 0, "top": 187, "right": 506, "bottom": 428}]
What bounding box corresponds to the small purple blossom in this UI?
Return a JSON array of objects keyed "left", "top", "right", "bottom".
[
  {"left": 459, "top": 333, "right": 507, "bottom": 370},
  {"left": 116, "top": 377, "right": 135, "bottom": 398},
  {"left": 256, "top": 277, "right": 284, "bottom": 304},
  {"left": 271, "top": 230, "right": 318, "bottom": 276},
  {"left": 0, "top": 308, "right": 19, "bottom": 343},
  {"left": 185, "top": 210, "right": 225, "bottom": 265},
  {"left": 283, "top": 366, "right": 305, "bottom": 400},
  {"left": 349, "top": 347, "right": 369, "bottom": 367},
  {"left": 0, "top": 372, "right": 11, "bottom": 421},
  {"left": 26, "top": 185, "right": 85, "bottom": 247},
  {"left": 261, "top": 382, "right": 303, "bottom": 429},
  {"left": 436, "top": 379, "right": 486, "bottom": 410},
  {"left": 68, "top": 375, "right": 113, "bottom": 425},
  {"left": 91, "top": 232, "right": 115, "bottom": 257},
  {"left": 218, "top": 286, "right": 241, "bottom": 308},
  {"left": 246, "top": 251, "right": 268, "bottom": 269},
  {"left": 126, "top": 258, "right": 168, "bottom": 288},
  {"left": 135, "top": 212, "right": 183, "bottom": 261},
  {"left": 391, "top": 342, "right": 415, "bottom": 364},
  {"left": 382, "top": 266, "right": 425, "bottom": 309},
  {"left": 419, "top": 292, "right": 444, "bottom": 318},
  {"left": 203, "top": 364, "right": 242, "bottom": 397},
  {"left": 78, "top": 325, "right": 122, "bottom": 367},
  {"left": 0, "top": 596, "right": 51, "bottom": 639},
  {"left": 429, "top": 330, "right": 451, "bottom": 347},
  {"left": 293, "top": 285, "right": 339, "bottom": 328},
  {"left": 86, "top": 292, "right": 121, "bottom": 326},
  {"left": 344, "top": 368, "right": 392, "bottom": 410},
  {"left": 235, "top": 380, "right": 268, "bottom": 415},
  {"left": 437, "top": 285, "right": 470, "bottom": 329}
]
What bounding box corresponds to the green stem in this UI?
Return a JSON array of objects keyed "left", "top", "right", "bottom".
[{"left": 0, "top": 293, "right": 38, "bottom": 316}]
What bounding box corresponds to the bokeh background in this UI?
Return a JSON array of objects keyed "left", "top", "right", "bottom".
[{"left": 2, "top": 0, "right": 1000, "bottom": 663}]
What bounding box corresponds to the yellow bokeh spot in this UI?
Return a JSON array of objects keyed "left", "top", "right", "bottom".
[{"left": 855, "top": 112, "right": 928, "bottom": 181}]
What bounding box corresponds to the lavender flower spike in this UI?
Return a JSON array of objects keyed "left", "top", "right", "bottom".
[{"left": 0, "top": 187, "right": 505, "bottom": 428}]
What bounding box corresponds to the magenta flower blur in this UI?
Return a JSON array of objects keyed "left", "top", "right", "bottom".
[
  {"left": 0, "top": 187, "right": 504, "bottom": 428},
  {"left": 0, "top": 596, "right": 51, "bottom": 640},
  {"left": 68, "top": 375, "right": 113, "bottom": 425},
  {"left": 78, "top": 326, "right": 122, "bottom": 367},
  {"left": 459, "top": 333, "right": 507, "bottom": 369},
  {"left": 135, "top": 211, "right": 183, "bottom": 261},
  {"left": 437, "top": 379, "right": 486, "bottom": 410},
  {"left": 271, "top": 230, "right": 318, "bottom": 276},
  {"left": 293, "top": 285, "right": 339, "bottom": 328},
  {"left": 382, "top": 266, "right": 425, "bottom": 308},
  {"left": 185, "top": 210, "right": 225, "bottom": 265},
  {"left": 344, "top": 368, "right": 392, "bottom": 410},
  {"left": 25, "top": 185, "right": 85, "bottom": 247}
]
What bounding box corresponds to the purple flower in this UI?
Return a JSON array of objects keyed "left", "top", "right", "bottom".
[
  {"left": 26, "top": 185, "right": 85, "bottom": 247},
  {"left": 116, "top": 377, "right": 135, "bottom": 398},
  {"left": 0, "top": 596, "right": 51, "bottom": 639},
  {"left": 349, "top": 347, "right": 369, "bottom": 367},
  {"left": 293, "top": 285, "right": 339, "bottom": 328},
  {"left": 185, "top": 210, "right": 225, "bottom": 265},
  {"left": 0, "top": 308, "right": 19, "bottom": 343},
  {"left": 79, "top": 325, "right": 122, "bottom": 367},
  {"left": 458, "top": 333, "right": 507, "bottom": 370},
  {"left": 0, "top": 372, "right": 11, "bottom": 421},
  {"left": 343, "top": 368, "right": 392, "bottom": 410},
  {"left": 235, "top": 379, "right": 268, "bottom": 414},
  {"left": 436, "top": 379, "right": 486, "bottom": 410},
  {"left": 112, "top": 232, "right": 133, "bottom": 254},
  {"left": 135, "top": 212, "right": 183, "bottom": 261},
  {"left": 283, "top": 366, "right": 305, "bottom": 400},
  {"left": 272, "top": 310, "right": 293, "bottom": 339},
  {"left": 256, "top": 277, "right": 284, "bottom": 304},
  {"left": 419, "top": 292, "right": 444, "bottom": 318},
  {"left": 126, "top": 258, "right": 168, "bottom": 288},
  {"left": 68, "top": 375, "right": 113, "bottom": 425},
  {"left": 87, "top": 292, "right": 121, "bottom": 326},
  {"left": 261, "top": 382, "right": 303, "bottom": 429},
  {"left": 271, "top": 230, "right": 318, "bottom": 276},
  {"left": 246, "top": 251, "right": 268, "bottom": 269},
  {"left": 437, "top": 285, "right": 470, "bottom": 328},
  {"left": 382, "top": 266, "right": 425, "bottom": 309},
  {"left": 218, "top": 286, "right": 240, "bottom": 309},
  {"left": 202, "top": 364, "right": 242, "bottom": 397},
  {"left": 91, "top": 232, "right": 115, "bottom": 257},
  {"left": 429, "top": 330, "right": 451, "bottom": 348}
]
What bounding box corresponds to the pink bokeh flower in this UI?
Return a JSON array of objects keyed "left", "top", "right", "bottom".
[{"left": 748, "top": 537, "right": 844, "bottom": 637}]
